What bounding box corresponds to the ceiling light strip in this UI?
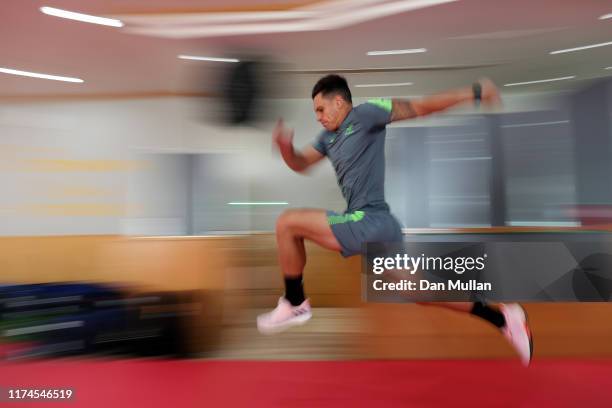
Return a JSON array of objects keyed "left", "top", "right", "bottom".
[
  {"left": 355, "top": 82, "right": 414, "bottom": 87},
  {"left": 228, "top": 202, "right": 289, "bottom": 206},
  {"left": 0, "top": 67, "right": 83, "bottom": 83},
  {"left": 40, "top": 6, "right": 124, "bottom": 27},
  {"left": 367, "top": 48, "right": 427, "bottom": 56},
  {"left": 504, "top": 76, "right": 575, "bottom": 87},
  {"left": 550, "top": 41, "right": 612, "bottom": 54},
  {"left": 178, "top": 55, "right": 239, "bottom": 63}
]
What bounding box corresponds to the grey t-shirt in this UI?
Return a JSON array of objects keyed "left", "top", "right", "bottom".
[{"left": 313, "top": 99, "right": 393, "bottom": 213}]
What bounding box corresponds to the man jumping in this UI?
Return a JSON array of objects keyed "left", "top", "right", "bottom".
[{"left": 256, "top": 74, "right": 533, "bottom": 366}]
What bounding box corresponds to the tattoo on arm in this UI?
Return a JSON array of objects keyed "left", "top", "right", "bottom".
[{"left": 391, "top": 99, "right": 418, "bottom": 122}]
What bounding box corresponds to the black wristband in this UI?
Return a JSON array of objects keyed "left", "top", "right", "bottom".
[{"left": 472, "top": 82, "right": 482, "bottom": 107}]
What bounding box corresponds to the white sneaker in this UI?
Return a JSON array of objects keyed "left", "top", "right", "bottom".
[
  {"left": 500, "top": 303, "right": 533, "bottom": 366},
  {"left": 257, "top": 297, "right": 312, "bottom": 335}
]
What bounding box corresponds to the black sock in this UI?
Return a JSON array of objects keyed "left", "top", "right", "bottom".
[
  {"left": 470, "top": 302, "right": 505, "bottom": 328},
  {"left": 284, "top": 275, "right": 305, "bottom": 306}
]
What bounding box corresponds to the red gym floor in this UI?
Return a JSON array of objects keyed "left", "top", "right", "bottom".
[{"left": 1, "top": 359, "right": 612, "bottom": 407}]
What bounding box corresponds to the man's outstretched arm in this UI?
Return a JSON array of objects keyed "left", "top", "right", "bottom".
[
  {"left": 390, "top": 78, "right": 500, "bottom": 122},
  {"left": 273, "top": 119, "right": 325, "bottom": 173}
]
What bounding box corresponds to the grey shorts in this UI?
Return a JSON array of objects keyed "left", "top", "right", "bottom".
[{"left": 327, "top": 209, "right": 403, "bottom": 257}]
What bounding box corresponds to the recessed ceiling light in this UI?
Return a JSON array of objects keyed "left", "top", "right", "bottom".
[
  {"left": 504, "top": 76, "right": 575, "bottom": 87},
  {"left": 367, "top": 48, "right": 427, "bottom": 56},
  {"left": 550, "top": 40, "right": 612, "bottom": 54},
  {"left": 605, "top": 66, "right": 612, "bottom": 70},
  {"left": 0, "top": 67, "right": 83, "bottom": 83},
  {"left": 178, "top": 55, "right": 240, "bottom": 63},
  {"left": 599, "top": 13, "right": 612, "bottom": 20},
  {"left": 355, "top": 82, "right": 414, "bottom": 88},
  {"left": 40, "top": 6, "right": 123, "bottom": 27}
]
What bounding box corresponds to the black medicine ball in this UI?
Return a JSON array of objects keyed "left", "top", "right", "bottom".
[{"left": 223, "top": 60, "right": 261, "bottom": 125}]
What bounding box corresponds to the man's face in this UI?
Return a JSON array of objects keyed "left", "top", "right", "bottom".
[{"left": 313, "top": 93, "right": 345, "bottom": 131}]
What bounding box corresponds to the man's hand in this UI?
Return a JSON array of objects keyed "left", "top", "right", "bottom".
[
  {"left": 478, "top": 77, "right": 502, "bottom": 107},
  {"left": 272, "top": 119, "right": 294, "bottom": 154},
  {"left": 272, "top": 119, "right": 324, "bottom": 173}
]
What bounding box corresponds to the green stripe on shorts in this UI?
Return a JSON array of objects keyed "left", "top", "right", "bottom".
[{"left": 328, "top": 210, "right": 365, "bottom": 225}]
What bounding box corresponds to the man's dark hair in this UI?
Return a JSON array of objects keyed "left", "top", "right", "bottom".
[{"left": 311, "top": 74, "right": 352, "bottom": 103}]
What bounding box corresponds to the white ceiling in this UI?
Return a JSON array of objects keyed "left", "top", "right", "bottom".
[{"left": 1, "top": 0, "right": 611, "bottom": 98}]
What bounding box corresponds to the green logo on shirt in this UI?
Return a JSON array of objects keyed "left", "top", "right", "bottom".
[{"left": 345, "top": 123, "right": 354, "bottom": 136}]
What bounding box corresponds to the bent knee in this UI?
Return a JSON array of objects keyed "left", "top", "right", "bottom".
[
  {"left": 276, "top": 209, "right": 298, "bottom": 234},
  {"left": 275, "top": 209, "right": 313, "bottom": 235}
]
